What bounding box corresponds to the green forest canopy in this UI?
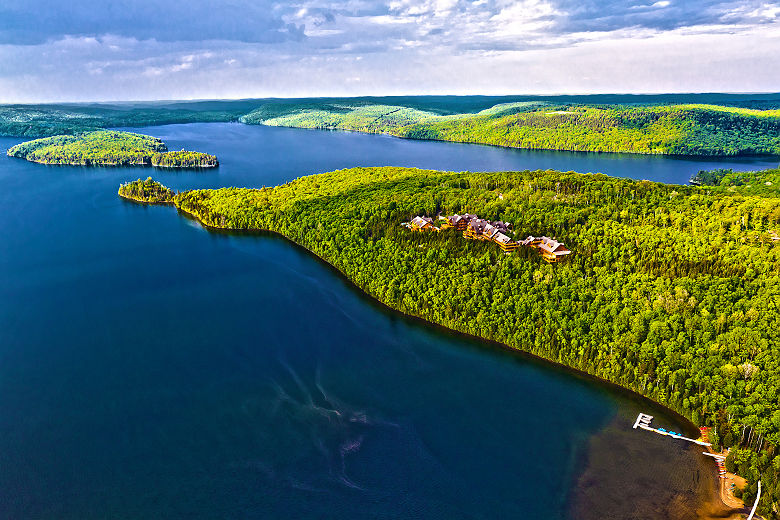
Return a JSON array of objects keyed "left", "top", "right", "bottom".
[
  {"left": 118, "top": 177, "right": 175, "bottom": 204},
  {"left": 128, "top": 165, "right": 780, "bottom": 517},
  {"left": 3, "top": 95, "right": 780, "bottom": 157},
  {"left": 7, "top": 130, "right": 217, "bottom": 167}
]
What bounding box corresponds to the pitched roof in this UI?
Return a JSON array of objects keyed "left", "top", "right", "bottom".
[
  {"left": 538, "top": 236, "right": 571, "bottom": 255},
  {"left": 494, "top": 232, "right": 513, "bottom": 244},
  {"left": 411, "top": 216, "right": 434, "bottom": 227}
]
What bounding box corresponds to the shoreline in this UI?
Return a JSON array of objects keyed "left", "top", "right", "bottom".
[
  {"left": 117, "top": 192, "right": 175, "bottom": 205},
  {"left": 123, "top": 190, "right": 750, "bottom": 519},
  {"left": 171, "top": 201, "right": 705, "bottom": 437},
  {"left": 10, "top": 156, "right": 218, "bottom": 168},
  {"left": 250, "top": 122, "right": 780, "bottom": 159},
  {"left": 173, "top": 202, "right": 738, "bottom": 519}
]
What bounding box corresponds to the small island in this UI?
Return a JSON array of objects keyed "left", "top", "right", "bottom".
[
  {"left": 118, "top": 177, "right": 176, "bottom": 204},
  {"left": 7, "top": 130, "right": 218, "bottom": 168}
]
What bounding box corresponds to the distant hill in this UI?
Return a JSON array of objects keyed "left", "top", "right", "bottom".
[{"left": 3, "top": 94, "right": 780, "bottom": 157}]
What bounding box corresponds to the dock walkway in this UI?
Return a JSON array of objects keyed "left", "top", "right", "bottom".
[{"left": 632, "top": 413, "right": 712, "bottom": 446}]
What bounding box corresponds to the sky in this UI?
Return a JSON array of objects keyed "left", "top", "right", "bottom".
[{"left": 0, "top": 0, "right": 779, "bottom": 102}]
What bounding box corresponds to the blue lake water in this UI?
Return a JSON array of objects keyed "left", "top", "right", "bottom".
[{"left": 0, "top": 123, "right": 771, "bottom": 519}]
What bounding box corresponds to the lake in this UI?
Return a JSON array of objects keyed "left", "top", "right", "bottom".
[{"left": 0, "top": 123, "right": 772, "bottom": 519}]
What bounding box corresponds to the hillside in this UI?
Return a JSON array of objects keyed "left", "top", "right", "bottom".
[
  {"left": 241, "top": 102, "right": 780, "bottom": 156},
  {"left": 394, "top": 104, "right": 780, "bottom": 156},
  {"left": 124, "top": 166, "right": 780, "bottom": 517},
  {"left": 3, "top": 96, "right": 780, "bottom": 157},
  {"left": 240, "top": 102, "right": 440, "bottom": 133},
  {"left": 7, "top": 130, "right": 218, "bottom": 167}
]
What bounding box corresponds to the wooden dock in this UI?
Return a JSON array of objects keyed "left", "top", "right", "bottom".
[{"left": 632, "top": 413, "right": 712, "bottom": 447}]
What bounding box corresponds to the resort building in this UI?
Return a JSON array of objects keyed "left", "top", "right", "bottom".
[
  {"left": 410, "top": 216, "right": 439, "bottom": 231},
  {"left": 408, "top": 214, "right": 569, "bottom": 260},
  {"left": 520, "top": 236, "right": 542, "bottom": 247},
  {"left": 521, "top": 235, "right": 572, "bottom": 262},
  {"left": 493, "top": 232, "right": 519, "bottom": 252},
  {"left": 464, "top": 218, "right": 489, "bottom": 240},
  {"left": 440, "top": 214, "right": 468, "bottom": 230},
  {"left": 536, "top": 237, "right": 572, "bottom": 263}
]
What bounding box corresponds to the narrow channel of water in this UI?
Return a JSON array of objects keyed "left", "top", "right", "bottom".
[{"left": 1, "top": 124, "right": 767, "bottom": 518}]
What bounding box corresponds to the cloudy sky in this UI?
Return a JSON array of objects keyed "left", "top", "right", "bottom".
[{"left": 0, "top": 0, "right": 778, "bottom": 102}]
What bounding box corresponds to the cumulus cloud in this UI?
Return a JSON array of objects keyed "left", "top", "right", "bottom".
[{"left": 0, "top": 0, "right": 778, "bottom": 101}]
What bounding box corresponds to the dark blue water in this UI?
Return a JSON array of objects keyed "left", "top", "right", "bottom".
[
  {"left": 134, "top": 122, "right": 777, "bottom": 190},
  {"left": 0, "top": 124, "right": 768, "bottom": 519}
]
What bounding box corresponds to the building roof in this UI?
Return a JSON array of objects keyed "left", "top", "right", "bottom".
[
  {"left": 494, "top": 232, "right": 514, "bottom": 245},
  {"left": 468, "top": 219, "right": 488, "bottom": 231},
  {"left": 411, "top": 216, "right": 434, "bottom": 227},
  {"left": 538, "top": 236, "right": 571, "bottom": 256},
  {"left": 491, "top": 221, "right": 511, "bottom": 233}
]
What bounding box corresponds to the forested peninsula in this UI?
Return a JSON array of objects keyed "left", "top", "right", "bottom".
[
  {"left": 3, "top": 95, "right": 780, "bottom": 157},
  {"left": 7, "top": 131, "right": 218, "bottom": 168},
  {"left": 122, "top": 166, "right": 780, "bottom": 517},
  {"left": 240, "top": 102, "right": 780, "bottom": 156}
]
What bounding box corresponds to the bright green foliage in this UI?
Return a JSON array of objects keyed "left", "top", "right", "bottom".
[
  {"left": 4, "top": 99, "right": 780, "bottom": 157},
  {"left": 394, "top": 105, "right": 780, "bottom": 156},
  {"left": 240, "top": 103, "right": 439, "bottom": 133},
  {"left": 157, "top": 166, "right": 780, "bottom": 516},
  {"left": 239, "top": 101, "right": 780, "bottom": 156},
  {"left": 7, "top": 131, "right": 166, "bottom": 165},
  {"left": 692, "top": 167, "right": 780, "bottom": 196},
  {"left": 118, "top": 177, "right": 175, "bottom": 204},
  {"left": 7, "top": 130, "right": 217, "bottom": 168},
  {"left": 151, "top": 150, "right": 218, "bottom": 168}
]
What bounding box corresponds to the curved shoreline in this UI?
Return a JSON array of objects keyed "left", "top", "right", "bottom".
[
  {"left": 117, "top": 192, "right": 174, "bottom": 205},
  {"left": 248, "top": 122, "right": 780, "bottom": 159},
  {"left": 113, "top": 187, "right": 753, "bottom": 518},
  {"left": 172, "top": 203, "right": 702, "bottom": 435},
  {"left": 13, "top": 156, "right": 218, "bottom": 168},
  {"left": 169, "top": 203, "right": 741, "bottom": 518}
]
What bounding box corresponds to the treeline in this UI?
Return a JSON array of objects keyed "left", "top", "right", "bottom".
[
  {"left": 394, "top": 105, "right": 780, "bottom": 156},
  {"left": 4, "top": 100, "right": 780, "bottom": 157},
  {"left": 128, "top": 166, "right": 780, "bottom": 516},
  {"left": 691, "top": 167, "right": 780, "bottom": 196},
  {"left": 151, "top": 150, "right": 218, "bottom": 168},
  {"left": 239, "top": 101, "right": 780, "bottom": 156},
  {"left": 240, "top": 103, "right": 439, "bottom": 134},
  {"left": 7, "top": 131, "right": 166, "bottom": 165},
  {"left": 0, "top": 105, "right": 245, "bottom": 137},
  {"left": 7, "top": 131, "right": 218, "bottom": 168},
  {"left": 118, "top": 177, "right": 175, "bottom": 204}
]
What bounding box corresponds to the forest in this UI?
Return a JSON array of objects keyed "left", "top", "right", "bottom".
[
  {"left": 126, "top": 165, "right": 780, "bottom": 517},
  {"left": 3, "top": 95, "right": 780, "bottom": 157},
  {"left": 7, "top": 131, "right": 217, "bottom": 168},
  {"left": 118, "top": 177, "right": 175, "bottom": 204},
  {"left": 692, "top": 167, "right": 780, "bottom": 196},
  {"left": 239, "top": 101, "right": 780, "bottom": 156},
  {"left": 394, "top": 104, "right": 780, "bottom": 156},
  {"left": 151, "top": 150, "right": 218, "bottom": 168}
]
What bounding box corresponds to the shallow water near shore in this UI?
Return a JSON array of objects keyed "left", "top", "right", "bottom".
[{"left": 0, "top": 123, "right": 763, "bottom": 518}]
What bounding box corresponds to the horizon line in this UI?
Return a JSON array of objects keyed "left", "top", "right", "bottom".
[{"left": 3, "top": 91, "right": 780, "bottom": 106}]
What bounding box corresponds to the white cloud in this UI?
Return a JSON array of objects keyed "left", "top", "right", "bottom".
[{"left": 0, "top": 0, "right": 779, "bottom": 101}]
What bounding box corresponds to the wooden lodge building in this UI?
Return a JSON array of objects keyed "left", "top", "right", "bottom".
[
  {"left": 440, "top": 213, "right": 477, "bottom": 231},
  {"left": 409, "top": 214, "right": 569, "bottom": 261},
  {"left": 410, "top": 216, "right": 439, "bottom": 231},
  {"left": 522, "top": 235, "right": 572, "bottom": 263}
]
